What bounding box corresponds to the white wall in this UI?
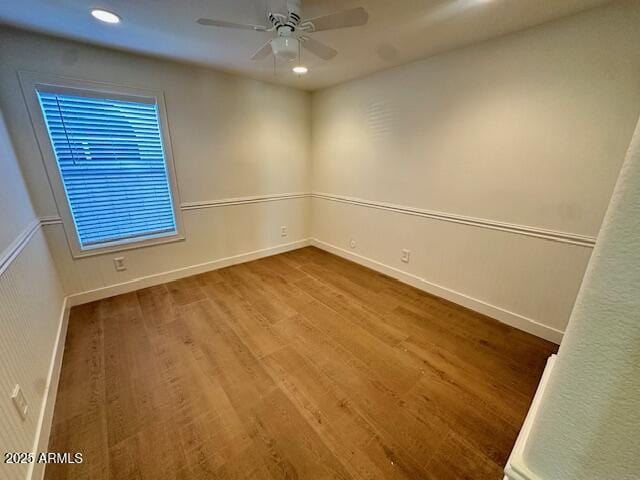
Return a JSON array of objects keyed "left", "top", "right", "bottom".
[
  {"left": 0, "top": 107, "right": 66, "bottom": 480},
  {"left": 0, "top": 113, "right": 36, "bottom": 253},
  {"left": 310, "top": 0, "right": 640, "bottom": 341},
  {"left": 0, "top": 27, "right": 312, "bottom": 297},
  {"left": 510, "top": 117, "right": 640, "bottom": 480}
]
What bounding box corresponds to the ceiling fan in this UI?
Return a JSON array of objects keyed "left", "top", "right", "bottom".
[{"left": 196, "top": 0, "right": 369, "bottom": 62}]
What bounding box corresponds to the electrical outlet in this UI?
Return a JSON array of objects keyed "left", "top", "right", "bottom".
[
  {"left": 401, "top": 249, "right": 411, "bottom": 263},
  {"left": 349, "top": 238, "right": 357, "bottom": 249},
  {"left": 280, "top": 226, "right": 288, "bottom": 237},
  {"left": 11, "top": 384, "right": 28, "bottom": 420},
  {"left": 114, "top": 257, "right": 126, "bottom": 272}
]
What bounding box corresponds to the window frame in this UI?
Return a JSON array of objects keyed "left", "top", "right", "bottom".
[{"left": 19, "top": 71, "right": 185, "bottom": 258}]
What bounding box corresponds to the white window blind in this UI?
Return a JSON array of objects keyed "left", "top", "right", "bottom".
[{"left": 37, "top": 91, "right": 177, "bottom": 248}]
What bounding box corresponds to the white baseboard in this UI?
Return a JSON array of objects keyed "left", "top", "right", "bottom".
[
  {"left": 27, "top": 298, "right": 70, "bottom": 480},
  {"left": 310, "top": 239, "right": 563, "bottom": 344},
  {"left": 504, "top": 354, "right": 557, "bottom": 480},
  {"left": 67, "top": 239, "right": 311, "bottom": 307}
]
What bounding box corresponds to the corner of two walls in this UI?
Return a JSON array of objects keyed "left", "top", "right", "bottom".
[
  {"left": 0, "top": 27, "right": 314, "bottom": 306},
  {"left": 309, "top": 0, "right": 640, "bottom": 344},
  {"left": 0, "top": 29, "right": 312, "bottom": 479},
  {"left": 42, "top": 71, "right": 314, "bottom": 303}
]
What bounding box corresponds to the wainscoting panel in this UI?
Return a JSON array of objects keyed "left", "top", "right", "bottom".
[
  {"left": 312, "top": 196, "right": 595, "bottom": 341},
  {"left": 43, "top": 195, "right": 312, "bottom": 297},
  {"left": 0, "top": 228, "right": 66, "bottom": 480}
]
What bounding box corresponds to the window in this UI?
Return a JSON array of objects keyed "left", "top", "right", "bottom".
[{"left": 20, "top": 73, "right": 183, "bottom": 257}]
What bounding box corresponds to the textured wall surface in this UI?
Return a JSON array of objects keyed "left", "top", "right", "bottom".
[
  {"left": 0, "top": 108, "right": 65, "bottom": 480},
  {"left": 0, "top": 28, "right": 312, "bottom": 295},
  {"left": 311, "top": 1, "right": 640, "bottom": 336},
  {"left": 522, "top": 118, "right": 640, "bottom": 478}
]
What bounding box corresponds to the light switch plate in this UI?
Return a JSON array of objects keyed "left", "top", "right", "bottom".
[{"left": 11, "top": 384, "right": 28, "bottom": 420}]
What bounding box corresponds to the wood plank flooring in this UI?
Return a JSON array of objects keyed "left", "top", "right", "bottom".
[{"left": 45, "top": 247, "right": 557, "bottom": 480}]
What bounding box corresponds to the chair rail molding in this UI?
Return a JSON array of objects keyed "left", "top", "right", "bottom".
[
  {"left": 0, "top": 218, "right": 41, "bottom": 275},
  {"left": 180, "top": 192, "right": 311, "bottom": 211},
  {"left": 312, "top": 192, "right": 597, "bottom": 248}
]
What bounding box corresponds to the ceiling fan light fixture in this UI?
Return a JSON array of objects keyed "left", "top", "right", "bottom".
[
  {"left": 91, "top": 9, "right": 121, "bottom": 24},
  {"left": 197, "top": 4, "right": 368, "bottom": 65},
  {"left": 293, "top": 66, "right": 308, "bottom": 75},
  {"left": 271, "top": 36, "right": 299, "bottom": 61}
]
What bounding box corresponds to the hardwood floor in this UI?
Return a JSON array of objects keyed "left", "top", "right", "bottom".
[{"left": 45, "top": 247, "right": 557, "bottom": 480}]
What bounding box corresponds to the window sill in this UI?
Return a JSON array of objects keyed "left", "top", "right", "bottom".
[{"left": 69, "top": 231, "right": 186, "bottom": 259}]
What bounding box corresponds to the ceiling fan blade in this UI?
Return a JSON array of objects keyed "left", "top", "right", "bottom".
[
  {"left": 303, "top": 7, "right": 368, "bottom": 32},
  {"left": 196, "top": 18, "right": 268, "bottom": 32},
  {"left": 301, "top": 36, "right": 337, "bottom": 60},
  {"left": 251, "top": 40, "right": 274, "bottom": 60}
]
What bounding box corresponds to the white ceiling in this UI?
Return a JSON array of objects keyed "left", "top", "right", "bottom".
[{"left": 0, "top": 0, "right": 611, "bottom": 91}]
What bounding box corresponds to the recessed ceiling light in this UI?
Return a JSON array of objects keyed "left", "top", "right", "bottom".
[
  {"left": 91, "top": 9, "right": 121, "bottom": 24},
  {"left": 293, "top": 66, "right": 308, "bottom": 75}
]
